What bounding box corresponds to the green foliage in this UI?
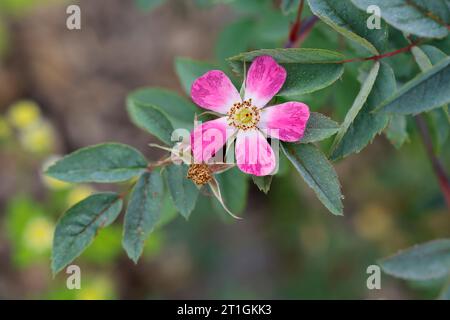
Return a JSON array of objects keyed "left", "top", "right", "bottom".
[
  {"left": 42, "top": 0, "right": 450, "bottom": 277},
  {"left": 282, "top": 143, "right": 343, "bottom": 216},
  {"left": 377, "top": 57, "right": 450, "bottom": 114},
  {"left": 127, "top": 98, "right": 175, "bottom": 145},
  {"left": 300, "top": 112, "right": 339, "bottom": 144},
  {"left": 127, "top": 88, "right": 199, "bottom": 130},
  {"left": 46, "top": 143, "right": 148, "bottom": 183},
  {"left": 331, "top": 62, "right": 396, "bottom": 160},
  {"left": 122, "top": 171, "right": 164, "bottom": 263},
  {"left": 331, "top": 61, "right": 380, "bottom": 157},
  {"left": 308, "top": 0, "right": 388, "bottom": 54},
  {"left": 380, "top": 239, "right": 450, "bottom": 281},
  {"left": 352, "top": 0, "right": 449, "bottom": 39},
  {"left": 52, "top": 193, "right": 123, "bottom": 274},
  {"left": 411, "top": 45, "right": 449, "bottom": 154},
  {"left": 229, "top": 48, "right": 345, "bottom": 97},
  {"left": 385, "top": 115, "right": 409, "bottom": 149},
  {"left": 164, "top": 164, "right": 199, "bottom": 219}
]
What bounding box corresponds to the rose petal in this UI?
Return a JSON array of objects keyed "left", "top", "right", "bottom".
[
  {"left": 259, "top": 102, "right": 310, "bottom": 142},
  {"left": 235, "top": 129, "right": 276, "bottom": 176},
  {"left": 190, "top": 117, "right": 236, "bottom": 164},
  {"left": 191, "top": 70, "right": 241, "bottom": 114},
  {"left": 244, "top": 55, "right": 286, "bottom": 108}
]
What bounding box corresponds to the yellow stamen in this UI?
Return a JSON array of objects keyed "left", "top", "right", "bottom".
[{"left": 227, "top": 99, "right": 260, "bottom": 131}]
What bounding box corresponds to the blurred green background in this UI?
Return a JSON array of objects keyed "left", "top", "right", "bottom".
[{"left": 0, "top": 0, "right": 449, "bottom": 299}]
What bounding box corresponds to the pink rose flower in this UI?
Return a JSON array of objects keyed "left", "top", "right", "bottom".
[{"left": 190, "top": 55, "right": 310, "bottom": 176}]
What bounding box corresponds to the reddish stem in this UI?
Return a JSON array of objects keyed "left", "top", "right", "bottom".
[
  {"left": 285, "top": 0, "right": 305, "bottom": 48},
  {"left": 415, "top": 115, "right": 450, "bottom": 211},
  {"left": 339, "top": 40, "right": 421, "bottom": 64}
]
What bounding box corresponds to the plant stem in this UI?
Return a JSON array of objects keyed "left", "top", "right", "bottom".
[
  {"left": 415, "top": 115, "right": 450, "bottom": 211},
  {"left": 285, "top": 0, "right": 305, "bottom": 48},
  {"left": 339, "top": 40, "right": 422, "bottom": 64}
]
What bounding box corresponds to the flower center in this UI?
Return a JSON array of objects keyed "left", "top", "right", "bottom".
[
  {"left": 187, "top": 163, "right": 213, "bottom": 185},
  {"left": 227, "top": 99, "right": 260, "bottom": 130}
]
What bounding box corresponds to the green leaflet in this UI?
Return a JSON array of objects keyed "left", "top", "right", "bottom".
[
  {"left": 331, "top": 62, "right": 396, "bottom": 160},
  {"left": 127, "top": 98, "right": 174, "bottom": 146},
  {"left": 412, "top": 45, "right": 449, "bottom": 154},
  {"left": 352, "top": 0, "right": 449, "bottom": 39},
  {"left": 127, "top": 88, "right": 199, "bottom": 131},
  {"left": 164, "top": 164, "right": 199, "bottom": 219},
  {"left": 380, "top": 239, "right": 450, "bottom": 281},
  {"left": 385, "top": 115, "right": 409, "bottom": 149},
  {"left": 377, "top": 56, "right": 450, "bottom": 115},
  {"left": 331, "top": 61, "right": 380, "bottom": 157},
  {"left": 122, "top": 171, "right": 164, "bottom": 263},
  {"left": 282, "top": 143, "right": 343, "bottom": 216},
  {"left": 228, "top": 48, "right": 344, "bottom": 98},
  {"left": 301, "top": 112, "right": 340, "bottom": 144},
  {"left": 307, "top": 0, "right": 388, "bottom": 55},
  {"left": 52, "top": 193, "right": 123, "bottom": 274},
  {"left": 45, "top": 143, "right": 148, "bottom": 183}
]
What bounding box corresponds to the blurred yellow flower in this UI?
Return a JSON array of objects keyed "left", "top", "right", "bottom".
[
  {"left": 0, "top": 116, "right": 12, "bottom": 139},
  {"left": 23, "top": 217, "right": 54, "bottom": 253},
  {"left": 67, "top": 185, "right": 95, "bottom": 207},
  {"left": 7, "top": 100, "right": 41, "bottom": 129},
  {"left": 77, "top": 277, "right": 114, "bottom": 300},
  {"left": 353, "top": 204, "right": 394, "bottom": 241},
  {"left": 19, "top": 120, "right": 55, "bottom": 154}
]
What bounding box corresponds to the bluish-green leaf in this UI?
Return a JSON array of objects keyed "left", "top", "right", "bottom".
[
  {"left": 301, "top": 112, "right": 340, "bottom": 144},
  {"left": 127, "top": 88, "right": 199, "bottom": 130},
  {"left": 46, "top": 143, "right": 147, "bottom": 183},
  {"left": 380, "top": 239, "right": 450, "bottom": 280},
  {"left": 377, "top": 56, "right": 450, "bottom": 114},
  {"left": 52, "top": 193, "right": 123, "bottom": 274},
  {"left": 127, "top": 98, "right": 174, "bottom": 145},
  {"left": 282, "top": 143, "right": 343, "bottom": 215},
  {"left": 175, "top": 57, "right": 219, "bottom": 95},
  {"left": 331, "top": 61, "right": 380, "bottom": 156},
  {"left": 165, "top": 164, "right": 199, "bottom": 219},
  {"left": 307, "top": 0, "right": 388, "bottom": 54},
  {"left": 331, "top": 62, "right": 395, "bottom": 160},
  {"left": 252, "top": 175, "right": 273, "bottom": 194},
  {"left": 122, "top": 171, "right": 164, "bottom": 263},
  {"left": 352, "top": 0, "right": 449, "bottom": 39},
  {"left": 228, "top": 48, "right": 345, "bottom": 97},
  {"left": 385, "top": 115, "right": 409, "bottom": 149},
  {"left": 412, "top": 45, "right": 449, "bottom": 154}
]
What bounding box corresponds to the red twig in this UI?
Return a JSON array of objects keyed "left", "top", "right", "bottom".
[
  {"left": 339, "top": 40, "right": 421, "bottom": 64},
  {"left": 415, "top": 115, "right": 450, "bottom": 211},
  {"left": 285, "top": 0, "right": 305, "bottom": 48}
]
